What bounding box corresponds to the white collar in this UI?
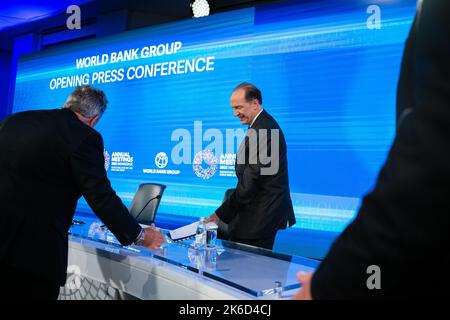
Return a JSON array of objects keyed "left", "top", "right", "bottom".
[{"left": 250, "top": 109, "right": 263, "bottom": 128}]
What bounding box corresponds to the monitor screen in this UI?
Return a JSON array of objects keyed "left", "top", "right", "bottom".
[{"left": 12, "top": 0, "right": 417, "bottom": 258}]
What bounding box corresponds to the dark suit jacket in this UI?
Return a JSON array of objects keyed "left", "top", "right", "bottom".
[
  {"left": 216, "top": 110, "right": 296, "bottom": 242},
  {"left": 0, "top": 109, "right": 141, "bottom": 285},
  {"left": 311, "top": 0, "right": 450, "bottom": 299}
]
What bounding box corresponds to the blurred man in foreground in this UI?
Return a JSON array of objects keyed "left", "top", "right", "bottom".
[{"left": 294, "top": 0, "right": 450, "bottom": 299}]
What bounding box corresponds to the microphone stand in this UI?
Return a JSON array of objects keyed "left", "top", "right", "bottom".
[
  {"left": 101, "top": 194, "right": 162, "bottom": 229},
  {"left": 134, "top": 194, "right": 161, "bottom": 223}
]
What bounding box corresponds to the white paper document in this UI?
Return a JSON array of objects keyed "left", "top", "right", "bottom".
[{"left": 169, "top": 221, "right": 218, "bottom": 242}]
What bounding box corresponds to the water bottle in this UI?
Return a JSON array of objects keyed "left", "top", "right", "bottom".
[
  {"left": 194, "top": 217, "right": 206, "bottom": 249},
  {"left": 206, "top": 223, "right": 218, "bottom": 248}
]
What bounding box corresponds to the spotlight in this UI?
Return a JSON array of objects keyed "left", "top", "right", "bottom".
[{"left": 190, "top": 0, "right": 213, "bottom": 18}]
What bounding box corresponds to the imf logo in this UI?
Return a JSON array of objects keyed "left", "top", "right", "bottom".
[{"left": 155, "top": 152, "right": 169, "bottom": 169}]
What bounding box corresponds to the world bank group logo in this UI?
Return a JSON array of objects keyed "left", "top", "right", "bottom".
[
  {"left": 155, "top": 152, "right": 169, "bottom": 169},
  {"left": 104, "top": 149, "right": 110, "bottom": 171},
  {"left": 193, "top": 149, "right": 218, "bottom": 180}
]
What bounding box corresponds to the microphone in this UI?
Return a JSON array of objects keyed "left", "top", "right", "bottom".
[
  {"left": 134, "top": 194, "right": 162, "bottom": 223},
  {"left": 100, "top": 194, "right": 162, "bottom": 230}
]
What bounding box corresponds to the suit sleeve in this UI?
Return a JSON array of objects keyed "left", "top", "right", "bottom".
[
  {"left": 311, "top": 1, "right": 450, "bottom": 299},
  {"left": 216, "top": 129, "right": 275, "bottom": 224},
  {"left": 70, "top": 131, "right": 141, "bottom": 246},
  {"left": 216, "top": 162, "right": 261, "bottom": 223}
]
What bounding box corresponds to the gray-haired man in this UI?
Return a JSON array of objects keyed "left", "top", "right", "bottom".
[{"left": 0, "top": 85, "right": 163, "bottom": 300}]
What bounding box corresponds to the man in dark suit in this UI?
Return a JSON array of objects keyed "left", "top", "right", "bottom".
[
  {"left": 0, "top": 85, "right": 164, "bottom": 300},
  {"left": 207, "top": 83, "right": 296, "bottom": 250},
  {"left": 294, "top": 0, "right": 450, "bottom": 299}
]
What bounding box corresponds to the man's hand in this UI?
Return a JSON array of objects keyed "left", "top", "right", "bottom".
[
  {"left": 292, "top": 271, "right": 314, "bottom": 300},
  {"left": 143, "top": 226, "right": 164, "bottom": 250},
  {"left": 205, "top": 213, "right": 220, "bottom": 224}
]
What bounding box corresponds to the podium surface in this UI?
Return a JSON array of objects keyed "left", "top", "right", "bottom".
[{"left": 61, "top": 216, "right": 318, "bottom": 300}]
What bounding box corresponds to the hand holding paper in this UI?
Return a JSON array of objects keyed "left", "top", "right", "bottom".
[{"left": 205, "top": 213, "right": 220, "bottom": 224}]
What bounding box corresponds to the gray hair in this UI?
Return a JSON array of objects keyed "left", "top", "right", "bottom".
[{"left": 62, "top": 85, "right": 108, "bottom": 119}]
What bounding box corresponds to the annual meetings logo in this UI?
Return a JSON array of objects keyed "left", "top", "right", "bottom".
[
  {"left": 104, "top": 149, "right": 110, "bottom": 171},
  {"left": 193, "top": 149, "right": 218, "bottom": 180}
]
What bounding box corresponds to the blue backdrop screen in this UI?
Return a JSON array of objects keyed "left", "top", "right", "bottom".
[{"left": 12, "top": 0, "right": 417, "bottom": 258}]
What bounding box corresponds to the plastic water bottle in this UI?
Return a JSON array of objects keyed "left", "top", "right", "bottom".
[{"left": 194, "top": 217, "right": 206, "bottom": 249}]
